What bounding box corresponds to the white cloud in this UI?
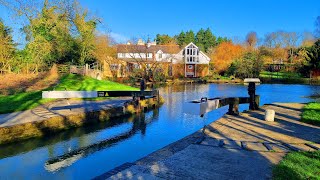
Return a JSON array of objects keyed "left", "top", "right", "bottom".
[{"left": 109, "top": 32, "right": 129, "bottom": 44}]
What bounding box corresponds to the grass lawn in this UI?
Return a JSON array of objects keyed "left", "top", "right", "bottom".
[
  {"left": 0, "top": 74, "right": 138, "bottom": 114},
  {"left": 273, "top": 102, "right": 320, "bottom": 180},
  {"left": 260, "top": 71, "right": 303, "bottom": 79},
  {"left": 273, "top": 151, "right": 320, "bottom": 180},
  {"left": 301, "top": 102, "right": 320, "bottom": 126},
  {"left": 54, "top": 74, "right": 138, "bottom": 91}
]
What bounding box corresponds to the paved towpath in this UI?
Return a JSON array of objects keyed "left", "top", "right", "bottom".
[
  {"left": 94, "top": 103, "right": 320, "bottom": 180},
  {"left": 0, "top": 97, "right": 132, "bottom": 128}
]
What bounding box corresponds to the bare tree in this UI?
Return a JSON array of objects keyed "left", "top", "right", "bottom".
[
  {"left": 246, "top": 31, "right": 257, "bottom": 48},
  {"left": 301, "top": 31, "right": 316, "bottom": 47}
]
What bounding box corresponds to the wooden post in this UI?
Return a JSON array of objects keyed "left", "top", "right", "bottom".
[
  {"left": 227, "top": 98, "right": 239, "bottom": 115},
  {"left": 248, "top": 82, "right": 256, "bottom": 110},
  {"left": 254, "top": 95, "right": 260, "bottom": 110}
]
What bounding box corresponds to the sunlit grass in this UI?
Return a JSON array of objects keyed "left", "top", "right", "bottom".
[
  {"left": 301, "top": 102, "right": 320, "bottom": 126},
  {"left": 273, "top": 151, "right": 320, "bottom": 180},
  {"left": 0, "top": 74, "right": 138, "bottom": 114},
  {"left": 54, "top": 74, "right": 138, "bottom": 91},
  {"left": 260, "top": 71, "right": 303, "bottom": 79}
]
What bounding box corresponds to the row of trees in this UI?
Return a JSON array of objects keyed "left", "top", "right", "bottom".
[
  {"left": 155, "top": 28, "right": 230, "bottom": 52},
  {"left": 0, "top": 0, "right": 115, "bottom": 74},
  {"left": 210, "top": 31, "right": 320, "bottom": 78}
]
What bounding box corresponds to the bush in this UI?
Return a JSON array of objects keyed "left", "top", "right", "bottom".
[{"left": 228, "top": 52, "right": 264, "bottom": 79}]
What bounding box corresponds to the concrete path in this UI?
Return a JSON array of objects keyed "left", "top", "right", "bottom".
[
  {"left": 0, "top": 97, "right": 132, "bottom": 128},
  {"left": 94, "top": 103, "right": 320, "bottom": 180}
]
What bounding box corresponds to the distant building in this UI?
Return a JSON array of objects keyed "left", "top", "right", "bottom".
[{"left": 116, "top": 41, "right": 210, "bottom": 78}]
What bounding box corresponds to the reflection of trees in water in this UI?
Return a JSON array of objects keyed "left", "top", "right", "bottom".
[
  {"left": 0, "top": 110, "right": 158, "bottom": 160},
  {"left": 44, "top": 110, "right": 158, "bottom": 172}
]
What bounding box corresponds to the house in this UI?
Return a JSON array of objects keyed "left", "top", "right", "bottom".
[{"left": 116, "top": 41, "right": 210, "bottom": 78}]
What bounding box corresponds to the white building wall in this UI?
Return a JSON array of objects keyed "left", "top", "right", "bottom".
[
  {"left": 117, "top": 43, "right": 210, "bottom": 65},
  {"left": 118, "top": 53, "right": 153, "bottom": 59},
  {"left": 198, "top": 52, "right": 210, "bottom": 64}
]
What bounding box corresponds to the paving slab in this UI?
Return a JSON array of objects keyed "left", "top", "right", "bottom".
[
  {"left": 0, "top": 98, "right": 131, "bottom": 128},
  {"left": 263, "top": 143, "right": 290, "bottom": 152},
  {"left": 246, "top": 142, "right": 269, "bottom": 151},
  {"left": 284, "top": 143, "right": 316, "bottom": 151},
  {"left": 220, "top": 139, "right": 242, "bottom": 149},
  {"left": 108, "top": 144, "right": 285, "bottom": 180},
  {"left": 205, "top": 103, "right": 320, "bottom": 144},
  {"left": 200, "top": 137, "right": 220, "bottom": 147}
]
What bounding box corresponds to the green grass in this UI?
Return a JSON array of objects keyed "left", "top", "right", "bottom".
[
  {"left": 260, "top": 71, "right": 303, "bottom": 79},
  {"left": 54, "top": 74, "right": 138, "bottom": 91},
  {"left": 0, "top": 91, "right": 54, "bottom": 114},
  {"left": 301, "top": 102, "right": 320, "bottom": 126},
  {"left": 272, "top": 151, "right": 320, "bottom": 180},
  {"left": 0, "top": 74, "right": 138, "bottom": 114},
  {"left": 273, "top": 103, "right": 320, "bottom": 179}
]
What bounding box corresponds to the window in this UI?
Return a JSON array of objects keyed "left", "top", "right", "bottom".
[
  {"left": 120, "top": 53, "right": 125, "bottom": 58},
  {"left": 159, "top": 53, "right": 162, "bottom": 59},
  {"left": 147, "top": 53, "right": 152, "bottom": 58},
  {"left": 188, "top": 65, "right": 193, "bottom": 69},
  {"left": 110, "top": 64, "right": 119, "bottom": 70}
]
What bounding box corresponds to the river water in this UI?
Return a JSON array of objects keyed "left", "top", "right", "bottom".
[{"left": 0, "top": 83, "right": 319, "bottom": 179}]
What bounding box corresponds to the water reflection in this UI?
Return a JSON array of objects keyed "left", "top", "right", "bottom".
[{"left": 44, "top": 111, "right": 158, "bottom": 172}]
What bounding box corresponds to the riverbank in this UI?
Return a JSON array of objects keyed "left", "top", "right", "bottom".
[
  {"left": 0, "top": 96, "right": 164, "bottom": 145},
  {"left": 129, "top": 77, "right": 320, "bottom": 88},
  {"left": 94, "top": 103, "right": 320, "bottom": 179}
]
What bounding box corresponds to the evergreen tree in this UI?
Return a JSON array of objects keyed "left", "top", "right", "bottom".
[
  {"left": 305, "top": 39, "right": 320, "bottom": 72},
  {"left": 184, "top": 30, "right": 195, "bottom": 44},
  {"left": 177, "top": 31, "right": 185, "bottom": 46},
  {"left": 195, "top": 28, "right": 205, "bottom": 51},
  {"left": 217, "top": 36, "right": 230, "bottom": 45},
  {"left": 203, "top": 28, "right": 216, "bottom": 52},
  {"left": 155, "top": 34, "right": 175, "bottom": 45}
]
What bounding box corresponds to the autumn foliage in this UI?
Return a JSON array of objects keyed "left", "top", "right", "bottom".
[{"left": 210, "top": 42, "right": 244, "bottom": 74}]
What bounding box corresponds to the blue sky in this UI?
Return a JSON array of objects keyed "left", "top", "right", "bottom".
[
  {"left": 1, "top": 0, "right": 320, "bottom": 44},
  {"left": 79, "top": 0, "right": 320, "bottom": 42}
]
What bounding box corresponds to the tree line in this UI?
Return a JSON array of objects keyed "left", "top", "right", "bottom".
[
  {"left": 210, "top": 27, "right": 320, "bottom": 78},
  {"left": 0, "top": 0, "right": 115, "bottom": 74},
  {"left": 155, "top": 28, "right": 230, "bottom": 52}
]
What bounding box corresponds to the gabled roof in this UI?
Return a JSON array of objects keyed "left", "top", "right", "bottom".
[
  {"left": 185, "top": 42, "right": 199, "bottom": 49},
  {"left": 117, "top": 44, "right": 180, "bottom": 54},
  {"left": 200, "top": 51, "right": 210, "bottom": 61}
]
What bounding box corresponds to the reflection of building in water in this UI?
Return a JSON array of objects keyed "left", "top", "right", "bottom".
[
  {"left": 44, "top": 110, "right": 158, "bottom": 172},
  {"left": 45, "top": 153, "right": 84, "bottom": 172},
  {"left": 161, "top": 84, "right": 210, "bottom": 120}
]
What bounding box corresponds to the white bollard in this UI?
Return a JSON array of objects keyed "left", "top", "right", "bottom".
[{"left": 265, "top": 109, "right": 275, "bottom": 122}]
